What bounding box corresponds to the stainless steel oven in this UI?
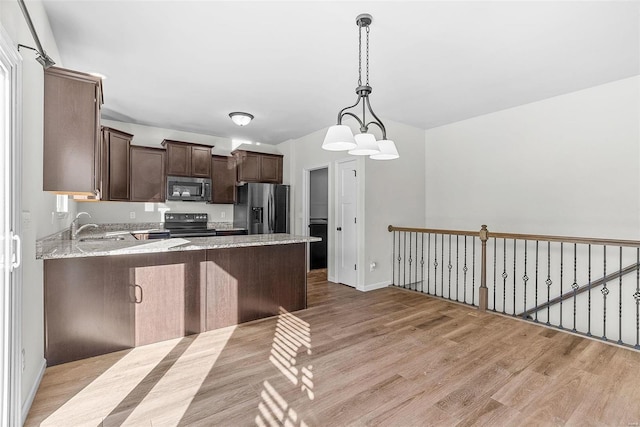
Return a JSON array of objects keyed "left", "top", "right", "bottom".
[{"left": 166, "top": 176, "right": 211, "bottom": 202}]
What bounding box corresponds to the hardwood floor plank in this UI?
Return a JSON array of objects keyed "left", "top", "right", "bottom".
[{"left": 25, "top": 275, "right": 640, "bottom": 426}]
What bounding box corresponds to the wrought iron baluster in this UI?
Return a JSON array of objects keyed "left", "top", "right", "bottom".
[
  {"left": 420, "top": 233, "right": 425, "bottom": 293},
  {"left": 513, "top": 239, "right": 517, "bottom": 316},
  {"left": 588, "top": 244, "right": 592, "bottom": 336},
  {"left": 434, "top": 234, "right": 438, "bottom": 296},
  {"left": 427, "top": 233, "right": 431, "bottom": 295},
  {"left": 448, "top": 235, "right": 452, "bottom": 300},
  {"left": 502, "top": 238, "right": 507, "bottom": 314},
  {"left": 463, "top": 236, "right": 468, "bottom": 304},
  {"left": 493, "top": 237, "right": 497, "bottom": 312},
  {"left": 602, "top": 245, "right": 608, "bottom": 340},
  {"left": 635, "top": 247, "right": 639, "bottom": 349},
  {"left": 472, "top": 236, "right": 476, "bottom": 306},
  {"left": 392, "top": 230, "right": 396, "bottom": 286},
  {"left": 618, "top": 246, "right": 623, "bottom": 344},
  {"left": 572, "top": 243, "right": 578, "bottom": 332},
  {"left": 397, "top": 231, "right": 402, "bottom": 289},
  {"left": 535, "top": 241, "right": 539, "bottom": 323},
  {"left": 416, "top": 232, "right": 419, "bottom": 292},
  {"left": 441, "top": 234, "right": 445, "bottom": 297},
  {"left": 522, "top": 240, "right": 528, "bottom": 319},
  {"left": 546, "top": 241, "right": 552, "bottom": 325},
  {"left": 456, "top": 236, "right": 460, "bottom": 302},
  {"left": 560, "top": 242, "right": 564, "bottom": 329},
  {"left": 408, "top": 232, "right": 413, "bottom": 290}
]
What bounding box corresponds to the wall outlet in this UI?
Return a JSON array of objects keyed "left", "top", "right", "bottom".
[
  {"left": 221, "top": 211, "right": 225, "bottom": 219},
  {"left": 129, "top": 212, "right": 136, "bottom": 219},
  {"left": 370, "top": 262, "right": 377, "bottom": 272},
  {"left": 23, "top": 211, "right": 31, "bottom": 229},
  {"left": 21, "top": 349, "right": 25, "bottom": 372}
]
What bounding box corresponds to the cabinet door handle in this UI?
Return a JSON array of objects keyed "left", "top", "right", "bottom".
[
  {"left": 337, "top": 227, "right": 342, "bottom": 231},
  {"left": 134, "top": 284, "right": 143, "bottom": 304}
]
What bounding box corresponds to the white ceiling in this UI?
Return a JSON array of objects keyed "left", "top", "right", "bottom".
[{"left": 40, "top": 1, "right": 639, "bottom": 145}]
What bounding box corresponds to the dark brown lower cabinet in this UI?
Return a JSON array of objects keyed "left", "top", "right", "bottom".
[
  {"left": 205, "top": 243, "right": 306, "bottom": 330},
  {"left": 44, "top": 251, "right": 205, "bottom": 366},
  {"left": 130, "top": 252, "right": 205, "bottom": 346},
  {"left": 44, "top": 244, "right": 305, "bottom": 365}
]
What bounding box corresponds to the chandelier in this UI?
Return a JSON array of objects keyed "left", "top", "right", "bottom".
[{"left": 322, "top": 13, "right": 399, "bottom": 160}]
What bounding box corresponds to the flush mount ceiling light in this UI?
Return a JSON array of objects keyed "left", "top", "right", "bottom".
[
  {"left": 322, "top": 13, "right": 399, "bottom": 160},
  {"left": 229, "top": 112, "right": 254, "bottom": 126}
]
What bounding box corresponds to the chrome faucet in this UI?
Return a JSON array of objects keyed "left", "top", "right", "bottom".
[{"left": 70, "top": 212, "right": 98, "bottom": 240}]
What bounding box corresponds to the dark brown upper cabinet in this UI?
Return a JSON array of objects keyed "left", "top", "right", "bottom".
[
  {"left": 43, "top": 67, "right": 103, "bottom": 197},
  {"left": 130, "top": 146, "right": 166, "bottom": 202},
  {"left": 211, "top": 155, "right": 236, "bottom": 204},
  {"left": 162, "top": 140, "right": 212, "bottom": 178},
  {"left": 101, "top": 127, "right": 133, "bottom": 201},
  {"left": 232, "top": 150, "right": 283, "bottom": 184}
]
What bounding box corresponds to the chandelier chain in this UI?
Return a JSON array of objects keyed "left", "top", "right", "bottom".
[
  {"left": 366, "top": 25, "right": 370, "bottom": 86},
  {"left": 358, "top": 24, "right": 363, "bottom": 86}
]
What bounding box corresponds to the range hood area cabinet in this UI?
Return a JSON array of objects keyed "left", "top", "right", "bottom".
[
  {"left": 232, "top": 150, "right": 283, "bottom": 184},
  {"left": 101, "top": 127, "right": 133, "bottom": 201},
  {"left": 43, "top": 66, "right": 104, "bottom": 197},
  {"left": 130, "top": 146, "right": 166, "bottom": 202},
  {"left": 162, "top": 139, "right": 212, "bottom": 178}
]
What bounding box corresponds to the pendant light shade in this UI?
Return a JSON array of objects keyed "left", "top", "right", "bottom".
[
  {"left": 322, "top": 125, "right": 357, "bottom": 151},
  {"left": 370, "top": 140, "right": 399, "bottom": 160},
  {"left": 349, "top": 133, "right": 381, "bottom": 155}
]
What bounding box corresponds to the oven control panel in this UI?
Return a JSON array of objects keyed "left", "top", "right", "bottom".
[{"left": 164, "top": 213, "right": 208, "bottom": 224}]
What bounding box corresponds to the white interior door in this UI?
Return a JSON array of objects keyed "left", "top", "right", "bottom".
[
  {"left": 336, "top": 159, "right": 357, "bottom": 287},
  {"left": 0, "top": 26, "right": 22, "bottom": 426}
]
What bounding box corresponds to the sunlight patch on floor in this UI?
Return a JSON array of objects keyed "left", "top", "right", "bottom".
[
  {"left": 41, "top": 327, "right": 236, "bottom": 426},
  {"left": 41, "top": 339, "right": 179, "bottom": 426},
  {"left": 257, "top": 308, "right": 313, "bottom": 426},
  {"left": 121, "top": 327, "right": 236, "bottom": 425}
]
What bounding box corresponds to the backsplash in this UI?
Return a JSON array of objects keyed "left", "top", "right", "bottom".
[{"left": 76, "top": 200, "right": 234, "bottom": 224}]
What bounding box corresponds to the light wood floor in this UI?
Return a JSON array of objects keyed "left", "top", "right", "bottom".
[{"left": 25, "top": 270, "right": 640, "bottom": 426}]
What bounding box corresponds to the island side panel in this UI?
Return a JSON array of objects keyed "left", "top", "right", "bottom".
[{"left": 205, "top": 243, "right": 307, "bottom": 331}]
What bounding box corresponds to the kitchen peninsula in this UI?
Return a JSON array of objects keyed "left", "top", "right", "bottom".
[{"left": 37, "top": 232, "right": 320, "bottom": 365}]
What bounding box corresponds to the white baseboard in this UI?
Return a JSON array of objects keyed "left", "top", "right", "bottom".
[
  {"left": 360, "top": 280, "right": 391, "bottom": 292},
  {"left": 328, "top": 275, "right": 336, "bottom": 283},
  {"left": 22, "top": 358, "right": 46, "bottom": 423}
]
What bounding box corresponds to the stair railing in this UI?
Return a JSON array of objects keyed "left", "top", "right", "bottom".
[{"left": 388, "top": 225, "right": 640, "bottom": 350}]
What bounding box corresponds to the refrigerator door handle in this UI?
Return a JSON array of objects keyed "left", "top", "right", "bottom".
[{"left": 270, "top": 191, "right": 275, "bottom": 232}]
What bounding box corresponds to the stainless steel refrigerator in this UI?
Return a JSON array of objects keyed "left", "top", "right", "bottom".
[{"left": 233, "top": 183, "right": 290, "bottom": 234}]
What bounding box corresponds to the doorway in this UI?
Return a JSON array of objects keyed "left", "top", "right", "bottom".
[
  {"left": 308, "top": 168, "right": 328, "bottom": 271},
  {"left": 0, "top": 25, "right": 23, "bottom": 425}
]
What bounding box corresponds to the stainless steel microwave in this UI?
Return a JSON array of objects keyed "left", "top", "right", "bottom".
[{"left": 166, "top": 176, "right": 211, "bottom": 202}]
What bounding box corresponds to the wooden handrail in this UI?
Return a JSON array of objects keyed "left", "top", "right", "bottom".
[
  {"left": 519, "top": 262, "right": 640, "bottom": 318},
  {"left": 388, "top": 225, "right": 640, "bottom": 248},
  {"left": 388, "top": 225, "right": 478, "bottom": 237}
]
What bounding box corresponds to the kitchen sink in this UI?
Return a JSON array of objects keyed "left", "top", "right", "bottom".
[{"left": 79, "top": 236, "right": 126, "bottom": 242}]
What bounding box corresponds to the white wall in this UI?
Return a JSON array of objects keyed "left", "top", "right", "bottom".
[
  {"left": 425, "top": 76, "right": 640, "bottom": 240},
  {"left": 364, "top": 121, "right": 426, "bottom": 289},
  {"left": 0, "top": 0, "right": 64, "bottom": 414},
  {"left": 278, "top": 120, "right": 425, "bottom": 289}
]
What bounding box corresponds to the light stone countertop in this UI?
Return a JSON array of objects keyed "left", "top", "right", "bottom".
[{"left": 36, "top": 231, "right": 321, "bottom": 260}]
